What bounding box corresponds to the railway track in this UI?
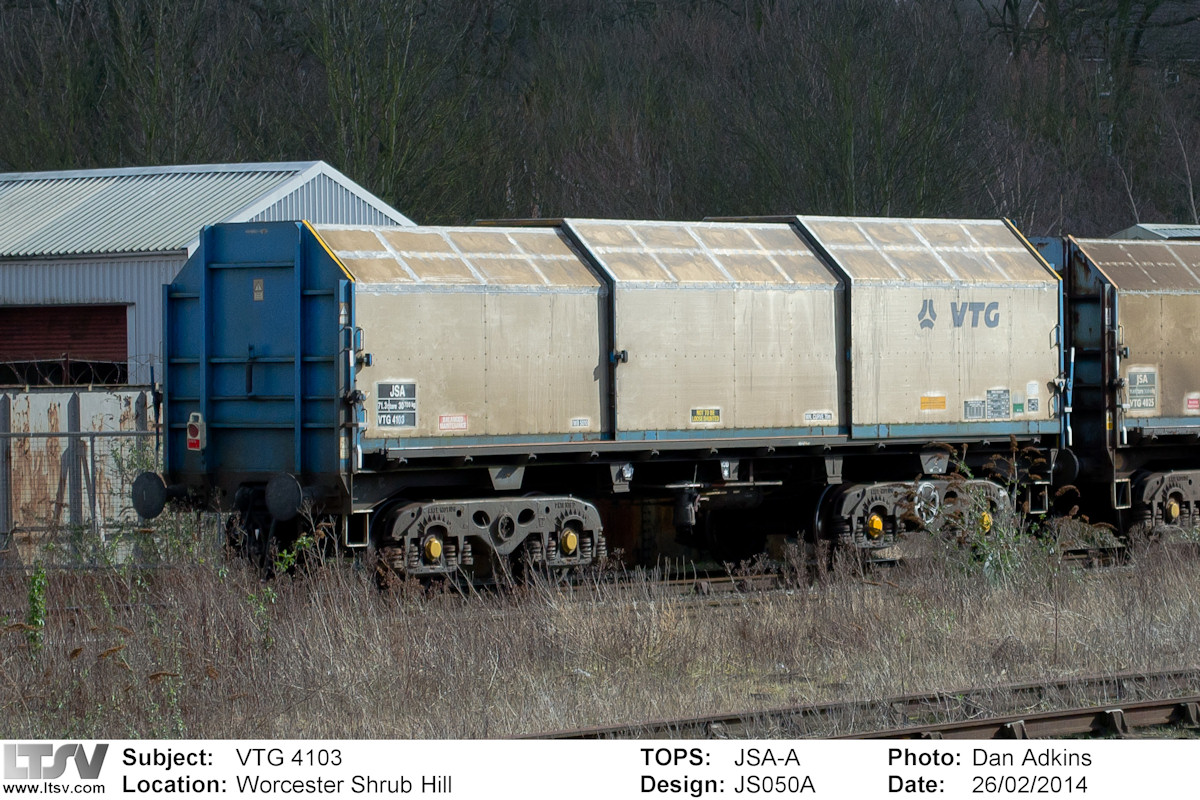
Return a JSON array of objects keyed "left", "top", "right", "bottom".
[
  {"left": 523, "top": 533, "right": 1193, "bottom": 599},
  {"left": 7, "top": 532, "right": 1190, "bottom": 623},
  {"left": 481, "top": 534, "right": 1190, "bottom": 615},
  {"left": 7, "top": 534, "right": 1193, "bottom": 636},
  {"left": 841, "top": 695, "right": 1200, "bottom": 739},
  {"left": 11, "top": 535, "right": 1180, "bottom": 625},
  {"left": 530, "top": 668, "right": 1200, "bottom": 740}
]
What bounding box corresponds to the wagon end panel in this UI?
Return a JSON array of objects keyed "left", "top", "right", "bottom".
[
  {"left": 1075, "top": 238, "right": 1200, "bottom": 444},
  {"left": 165, "top": 222, "right": 345, "bottom": 499}
]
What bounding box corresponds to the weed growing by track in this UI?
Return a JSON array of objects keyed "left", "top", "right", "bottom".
[{"left": 1, "top": 516, "right": 1198, "bottom": 738}]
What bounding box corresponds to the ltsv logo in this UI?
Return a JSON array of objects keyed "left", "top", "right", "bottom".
[
  {"left": 918, "top": 300, "right": 1000, "bottom": 329},
  {"left": 3, "top": 743, "right": 108, "bottom": 779}
]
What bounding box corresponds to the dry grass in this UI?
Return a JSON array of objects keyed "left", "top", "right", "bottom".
[{"left": 2, "top": 519, "right": 1199, "bottom": 739}]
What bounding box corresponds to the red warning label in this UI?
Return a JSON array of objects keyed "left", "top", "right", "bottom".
[{"left": 439, "top": 414, "right": 468, "bottom": 431}]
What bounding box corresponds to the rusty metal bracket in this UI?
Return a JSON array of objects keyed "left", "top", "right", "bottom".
[
  {"left": 1101, "top": 709, "right": 1129, "bottom": 736},
  {"left": 705, "top": 721, "right": 728, "bottom": 739},
  {"left": 1003, "top": 720, "right": 1029, "bottom": 739}
]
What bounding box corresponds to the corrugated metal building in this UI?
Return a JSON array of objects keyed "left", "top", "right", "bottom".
[
  {"left": 0, "top": 161, "right": 414, "bottom": 385},
  {"left": 1111, "top": 223, "right": 1200, "bottom": 240}
]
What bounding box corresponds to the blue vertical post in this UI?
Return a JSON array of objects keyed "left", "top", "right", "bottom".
[
  {"left": 0, "top": 395, "right": 10, "bottom": 544},
  {"left": 339, "top": 278, "right": 348, "bottom": 475},
  {"left": 159, "top": 284, "right": 171, "bottom": 473},
  {"left": 198, "top": 228, "right": 210, "bottom": 474},
  {"left": 294, "top": 225, "right": 304, "bottom": 475}
]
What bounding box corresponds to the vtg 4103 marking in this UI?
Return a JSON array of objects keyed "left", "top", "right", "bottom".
[{"left": 918, "top": 299, "right": 1001, "bottom": 329}]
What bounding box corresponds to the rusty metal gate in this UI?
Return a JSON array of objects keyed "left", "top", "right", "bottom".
[{"left": 0, "top": 389, "right": 162, "bottom": 568}]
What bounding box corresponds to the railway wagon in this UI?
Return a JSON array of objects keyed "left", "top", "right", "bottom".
[
  {"left": 1056, "top": 236, "right": 1200, "bottom": 533},
  {"left": 790, "top": 216, "right": 1062, "bottom": 545},
  {"left": 133, "top": 216, "right": 1064, "bottom": 577}
]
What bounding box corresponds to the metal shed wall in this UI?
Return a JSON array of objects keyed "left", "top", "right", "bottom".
[
  {"left": 1, "top": 255, "right": 185, "bottom": 384},
  {"left": 250, "top": 174, "right": 406, "bottom": 227}
]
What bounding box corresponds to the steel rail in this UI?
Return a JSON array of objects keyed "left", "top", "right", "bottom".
[
  {"left": 840, "top": 695, "right": 1200, "bottom": 739},
  {"left": 528, "top": 668, "right": 1200, "bottom": 740}
]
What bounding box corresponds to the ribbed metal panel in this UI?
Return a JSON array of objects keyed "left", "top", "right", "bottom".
[
  {"left": 252, "top": 174, "right": 406, "bottom": 226},
  {"left": 0, "top": 256, "right": 184, "bottom": 383},
  {"left": 1111, "top": 223, "right": 1200, "bottom": 240},
  {"left": 0, "top": 161, "right": 412, "bottom": 257},
  {"left": 0, "top": 169, "right": 298, "bottom": 256}
]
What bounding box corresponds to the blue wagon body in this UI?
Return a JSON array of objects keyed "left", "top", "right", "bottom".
[{"left": 165, "top": 222, "right": 353, "bottom": 496}]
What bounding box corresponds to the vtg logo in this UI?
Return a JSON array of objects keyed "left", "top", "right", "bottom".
[
  {"left": 917, "top": 299, "right": 937, "bottom": 329},
  {"left": 918, "top": 300, "right": 1001, "bottom": 329},
  {"left": 3, "top": 743, "right": 108, "bottom": 780}
]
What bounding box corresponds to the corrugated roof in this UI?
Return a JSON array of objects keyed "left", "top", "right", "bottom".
[
  {"left": 1110, "top": 223, "right": 1200, "bottom": 240},
  {"left": 0, "top": 161, "right": 413, "bottom": 257},
  {"left": 797, "top": 216, "right": 1055, "bottom": 284}
]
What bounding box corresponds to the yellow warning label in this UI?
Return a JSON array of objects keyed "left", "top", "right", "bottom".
[
  {"left": 690, "top": 408, "right": 722, "bottom": 424},
  {"left": 920, "top": 395, "right": 946, "bottom": 411}
]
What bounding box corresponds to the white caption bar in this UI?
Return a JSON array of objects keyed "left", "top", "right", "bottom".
[{"left": 1, "top": 739, "right": 1191, "bottom": 798}]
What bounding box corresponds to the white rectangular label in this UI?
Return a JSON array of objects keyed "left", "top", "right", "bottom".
[
  {"left": 31, "top": 737, "right": 1194, "bottom": 798},
  {"left": 986, "top": 388, "right": 1011, "bottom": 420},
  {"left": 570, "top": 417, "right": 590, "bottom": 428}
]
